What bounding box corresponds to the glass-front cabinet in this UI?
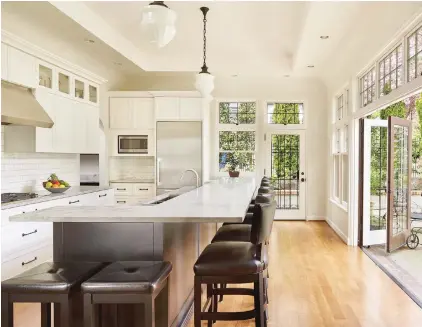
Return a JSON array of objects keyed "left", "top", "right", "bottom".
[
  {"left": 75, "top": 79, "right": 85, "bottom": 99},
  {"left": 39, "top": 64, "right": 52, "bottom": 89},
  {"left": 89, "top": 85, "right": 98, "bottom": 103},
  {"left": 58, "top": 72, "right": 70, "bottom": 95}
]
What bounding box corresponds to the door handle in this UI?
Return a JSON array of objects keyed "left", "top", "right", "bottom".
[
  {"left": 301, "top": 178, "right": 306, "bottom": 182},
  {"left": 157, "top": 158, "right": 162, "bottom": 186}
]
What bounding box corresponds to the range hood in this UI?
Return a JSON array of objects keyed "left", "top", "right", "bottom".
[{"left": 1, "top": 80, "right": 54, "bottom": 128}]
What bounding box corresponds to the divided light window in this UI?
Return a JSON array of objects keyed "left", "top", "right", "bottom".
[
  {"left": 218, "top": 131, "right": 255, "bottom": 172},
  {"left": 407, "top": 25, "right": 422, "bottom": 82},
  {"left": 360, "top": 68, "right": 376, "bottom": 107},
  {"left": 337, "top": 94, "right": 344, "bottom": 121},
  {"left": 219, "top": 102, "right": 256, "bottom": 124},
  {"left": 379, "top": 44, "right": 403, "bottom": 96},
  {"left": 267, "top": 102, "right": 304, "bottom": 125}
]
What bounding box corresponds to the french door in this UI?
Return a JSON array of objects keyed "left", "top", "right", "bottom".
[
  {"left": 266, "top": 130, "right": 306, "bottom": 220},
  {"left": 362, "top": 119, "right": 388, "bottom": 246},
  {"left": 386, "top": 116, "right": 412, "bottom": 253}
]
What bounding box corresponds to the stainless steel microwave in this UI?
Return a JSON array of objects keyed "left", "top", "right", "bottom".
[{"left": 118, "top": 135, "right": 148, "bottom": 154}]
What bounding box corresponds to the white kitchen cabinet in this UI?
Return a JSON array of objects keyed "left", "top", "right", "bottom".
[
  {"left": 155, "top": 97, "right": 180, "bottom": 120},
  {"left": 109, "top": 98, "right": 134, "bottom": 129},
  {"left": 53, "top": 95, "right": 74, "bottom": 153},
  {"left": 109, "top": 97, "right": 154, "bottom": 130},
  {"left": 84, "top": 104, "right": 100, "bottom": 154},
  {"left": 7, "top": 46, "right": 37, "bottom": 88},
  {"left": 34, "top": 88, "right": 55, "bottom": 152},
  {"left": 2, "top": 43, "right": 8, "bottom": 80},
  {"left": 155, "top": 97, "right": 203, "bottom": 121},
  {"left": 133, "top": 98, "right": 154, "bottom": 129},
  {"left": 180, "top": 98, "right": 203, "bottom": 120}
]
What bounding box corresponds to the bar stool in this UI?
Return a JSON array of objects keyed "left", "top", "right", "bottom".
[
  {"left": 1, "top": 262, "right": 104, "bottom": 327},
  {"left": 193, "top": 202, "right": 276, "bottom": 327},
  {"left": 82, "top": 261, "right": 172, "bottom": 327}
]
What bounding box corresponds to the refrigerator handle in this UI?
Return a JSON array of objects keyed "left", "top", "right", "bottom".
[{"left": 157, "top": 158, "right": 162, "bottom": 186}]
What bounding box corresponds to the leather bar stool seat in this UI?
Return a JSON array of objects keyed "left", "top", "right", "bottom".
[
  {"left": 194, "top": 242, "right": 264, "bottom": 277},
  {"left": 2, "top": 262, "right": 104, "bottom": 327},
  {"left": 82, "top": 261, "right": 172, "bottom": 327}
]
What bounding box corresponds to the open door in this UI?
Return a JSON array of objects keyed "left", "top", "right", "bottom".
[
  {"left": 387, "top": 116, "right": 412, "bottom": 253},
  {"left": 362, "top": 119, "right": 388, "bottom": 246}
]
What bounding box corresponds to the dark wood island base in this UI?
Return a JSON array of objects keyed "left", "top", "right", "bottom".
[{"left": 53, "top": 221, "right": 217, "bottom": 327}]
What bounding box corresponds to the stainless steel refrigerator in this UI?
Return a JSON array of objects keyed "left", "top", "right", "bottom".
[{"left": 156, "top": 121, "right": 202, "bottom": 195}]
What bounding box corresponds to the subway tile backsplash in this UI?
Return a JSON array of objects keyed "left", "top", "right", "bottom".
[
  {"left": 1, "top": 127, "right": 80, "bottom": 193},
  {"left": 109, "top": 156, "right": 155, "bottom": 181}
]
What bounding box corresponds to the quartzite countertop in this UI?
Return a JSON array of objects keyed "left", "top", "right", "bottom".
[
  {"left": 2, "top": 186, "right": 113, "bottom": 210},
  {"left": 10, "top": 178, "right": 256, "bottom": 223}
]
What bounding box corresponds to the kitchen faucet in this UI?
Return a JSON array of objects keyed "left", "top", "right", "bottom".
[{"left": 180, "top": 169, "right": 200, "bottom": 188}]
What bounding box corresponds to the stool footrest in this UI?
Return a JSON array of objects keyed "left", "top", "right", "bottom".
[
  {"left": 201, "top": 310, "right": 256, "bottom": 321},
  {"left": 213, "top": 287, "right": 254, "bottom": 296}
]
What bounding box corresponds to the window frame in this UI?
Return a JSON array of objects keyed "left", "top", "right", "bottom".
[
  {"left": 337, "top": 94, "right": 344, "bottom": 121},
  {"left": 406, "top": 24, "right": 422, "bottom": 82},
  {"left": 265, "top": 100, "right": 307, "bottom": 130},
  {"left": 215, "top": 100, "right": 258, "bottom": 176},
  {"left": 378, "top": 43, "right": 404, "bottom": 96},
  {"left": 359, "top": 66, "right": 376, "bottom": 108}
]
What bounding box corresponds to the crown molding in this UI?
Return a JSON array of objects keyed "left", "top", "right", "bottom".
[{"left": 1, "top": 30, "right": 108, "bottom": 84}]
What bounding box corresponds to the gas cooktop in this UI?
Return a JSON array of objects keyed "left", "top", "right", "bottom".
[{"left": 1, "top": 192, "right": 38, "bottom": 204}]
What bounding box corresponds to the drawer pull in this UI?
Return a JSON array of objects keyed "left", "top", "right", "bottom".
[
  {"left": 99, "top": 194, "right": 107, "bottom": 198},
  {"left": 116, "top": 188, "right": 126, "bottom": 191},
  {"left": 22, "top": 229, "right": 37, "bottom": 237},
  {"left": 117, "top": 201, "right": 126, "bottom": 204},
  {"left": 139, "top": 188, "right": 149, "bottom": 191},
  {"left": 69, "top": 200, "right": 80, "bottom": 204},
  {"left": 22, "top": 257, "right": 37, "bottom": 266}
]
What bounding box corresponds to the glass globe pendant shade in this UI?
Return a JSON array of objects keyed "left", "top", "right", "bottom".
[
  {"left": 140, "top": 2, "right": 177, "bottom": 48},
  {"left": 195, "top": 72, "right": 214, "bottom": 100}
]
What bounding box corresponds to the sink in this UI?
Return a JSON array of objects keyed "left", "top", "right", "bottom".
[{"left": 145, "top": 193, "right": 179, "bottom": 205}]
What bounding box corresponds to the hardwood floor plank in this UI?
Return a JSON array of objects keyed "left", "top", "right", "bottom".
[{"left": 11, "top": 222, "right": 422, "bottom": 327}]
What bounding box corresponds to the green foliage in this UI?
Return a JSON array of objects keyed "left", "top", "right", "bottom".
[
  {"left": 271, "top": 134, "right": 299, "bottom": 179},
  {"left": 219, "top": 102, "right": 256, "bottom": 124},
  {"left": 271, "top": 103, "right": 301, "bottom": 125}
]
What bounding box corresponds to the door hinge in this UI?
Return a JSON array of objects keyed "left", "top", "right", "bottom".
[{"left": 264, "top": 134, "right": 266, "bottom": 141}]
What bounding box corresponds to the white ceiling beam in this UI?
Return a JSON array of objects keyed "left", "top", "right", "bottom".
[{"left": 49, "top": 1, "right": 150, "bottom": 72}]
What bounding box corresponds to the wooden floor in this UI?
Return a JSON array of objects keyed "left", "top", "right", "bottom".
[{"left": 11, "top": 222, "right": 422, "bottom": 327}]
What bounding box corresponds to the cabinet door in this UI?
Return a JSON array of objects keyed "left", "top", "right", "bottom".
[
  {"left": 180, "top": 98, "right": 203, "bottom": 120},
  {"left": 155, "top": 97, "right": 180, "bottom": 120},
  {"left": 84, "top": 104, "right": 99, "bottom": 154},
  {"left": 109, "top": 98, "right": 134, "bottom": 129},
  {"left": 133, "top": 98, "right": 154, "bottom": 129},
  {"left": 7, "top": 46, "right": 37, "bottom": 87},
  {"left": 1, "top": 43, "right": 8, "bottom": 80},
  {"left": 53, "top": 96, "right": 75, "bottom": 153},
  {"left": 35, "top": 88, "right": 55, "bottom": 152}
]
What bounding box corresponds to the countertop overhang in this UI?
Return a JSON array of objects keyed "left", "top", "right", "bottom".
[{"left": 10, "top": 178, "right": 256, "bottom": 223}]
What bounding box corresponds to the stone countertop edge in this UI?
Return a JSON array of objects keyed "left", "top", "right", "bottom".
[
  {"left": 1, "top": 186, "right": 113, "bottom": 210},
  {"left": 9, "top": 177, "right": 256, "bottom": 223}
]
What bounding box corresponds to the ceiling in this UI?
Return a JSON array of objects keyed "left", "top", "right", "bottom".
[
  {"left": 1, "top": 1, "right": 145, "bottom": 83},
  {"left": 2, "top": 1, "right": 422, "bottom": 86}
]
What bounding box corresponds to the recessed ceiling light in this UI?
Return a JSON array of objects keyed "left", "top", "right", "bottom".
[
  {"left": 84, "top": 39, "right": 95, "bottom": 44},
  {"left": 113, "top": 62, "right": 122, "bottom": 66},
  {"left": 284, "top": 75, "right": 290, "bottom": 77},
  {"left": 307, "top": 65, "right": 315, "bottom": 68},
  {"left": 231, "top": 74, "right": 238, "bottom": 77},
  {"left": 320, "top": 35, "right": 329, "bottom": 39}
]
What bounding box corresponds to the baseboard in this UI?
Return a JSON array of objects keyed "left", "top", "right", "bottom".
[
  {"left": 326, "top": 218, "right": 349, "bottom": 244},
  {"left": 306, "top": 215, "right": 326, "bottom": 221}
]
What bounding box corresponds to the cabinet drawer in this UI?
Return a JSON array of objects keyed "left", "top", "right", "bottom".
[
  {"left": 110, "top": 183, "right": 133, "bottom": 196},
  {"left": 1, "top": 222, "right": 53, "bottom": 261},
  {"left": 133, "top": 183, "right": 155, "bottom": 197},
  {"left": 115, "top": 196, "right": 143, "bottom": 205},
  {"left": 1, "top": 245, "right": 53, "bottom": 281}
]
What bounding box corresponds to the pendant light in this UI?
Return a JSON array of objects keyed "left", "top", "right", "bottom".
[
  {"left": 195, "top": 7, "right": 214, "bottom": 100},
  {"left": 140, "top": 1, "right": 177, "bottom": 48}
]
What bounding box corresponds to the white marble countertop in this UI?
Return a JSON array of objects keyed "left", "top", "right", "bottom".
[
  {"left": 2, "top": 186, "right": 113, "bottom": 210},
  {"left": 10, "top": 178, "right": 256, "bottom": 223}
]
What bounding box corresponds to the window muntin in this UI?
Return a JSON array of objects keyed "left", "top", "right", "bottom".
[
  {"left": 345, "top": 89, "right": 350, "bottom": 115},
  {"left": 343, "top": 125, "right": 348, "bottom": 152},
  {"left": 334, "top": 156, "right": 340, "bottom": 199},
  {"left": 267, "top": 102, "right": 304, "bottom": 125},
  {"left": 341, "top": 155, "right": 349, "bottom": 204},
  {"left": 407, "top": 26, "right": 422, "bottom": 82},
  {"left": 337, "top": 95, "right": 344, "bottom": 121},
  {"left": 379, "top": 44, "right": 403, "bottom": 96},
  {"left": 360, "top": 68, "right": 376, "bottom": 107},
  {"left": 218, "top": 131, "right": 255, "bottom": 172},
  {"left": 335, "top": 129, "right": 341, "bottom": 153},
  {"left": 219, "top": 102, "right": 256, "bottom": 124}
]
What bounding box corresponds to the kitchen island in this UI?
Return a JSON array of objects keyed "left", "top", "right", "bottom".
[{"left": 10, "top": 177, "right": 256, "bottom": 327}]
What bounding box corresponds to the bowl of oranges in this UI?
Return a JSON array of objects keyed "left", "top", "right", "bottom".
[{"left": 43, "top": 173, "right": 71, "bottom": 193}]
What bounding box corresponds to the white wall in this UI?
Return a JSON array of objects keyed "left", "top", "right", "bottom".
[
  {"left": 118, "top": 75, "right": 329, "bottom": 220},
  {"left": 1, "top": 127, "right": 80, "bottom": 193}
]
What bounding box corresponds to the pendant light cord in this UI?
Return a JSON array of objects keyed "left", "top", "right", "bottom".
[{"left": 200, "top": 7, "right": 209, "bottom": 73}]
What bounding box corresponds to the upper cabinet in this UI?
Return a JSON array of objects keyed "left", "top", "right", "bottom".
[
  {"left": 109, "top": 97, "right": 154, "bottom": 130},
  {"left": 155, "top": 97, "right": 202, "bottom": 121},
  {"left": 2, "top": 45, "right": 37, "bottom": 88}
]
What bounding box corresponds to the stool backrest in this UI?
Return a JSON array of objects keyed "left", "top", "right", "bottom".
[
  {"left": 255, "top": 193, "right": 274, "bottom": 203},
  {"left": 261, "top": 181, "right": 271, "bottom": 187},
  {"left": 258, "top": 186, "right": 273, "bottom": 194},
  {"left": 250, "top": 201, "right": 276, "bottom": 246}
]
